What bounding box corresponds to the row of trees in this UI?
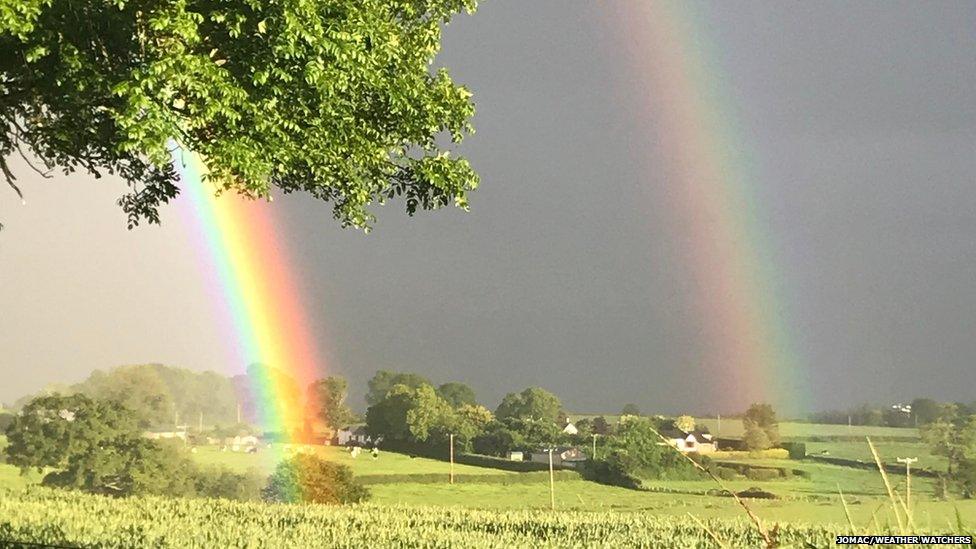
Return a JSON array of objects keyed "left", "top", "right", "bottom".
[
  {"left": 809, "top": 398, "right": 976, "bottom": 428},
  {"left": 9, "top": 363, "right": 360, "bottom": 440},
  {"left": 360, "top": 370, "right": 726, "bottom": 487},
  {"left": 364, "top": 371, "right": 568, "bottom": 456}
]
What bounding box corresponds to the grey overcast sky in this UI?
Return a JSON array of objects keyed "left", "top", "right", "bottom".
[{"left": 1, "top": 1, "right": 974, "bottom": 415}]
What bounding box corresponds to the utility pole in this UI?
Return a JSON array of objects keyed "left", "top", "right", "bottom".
[
  {"left": 237, "top": 402, "right": 242, "bottom": 424},
  {"left": 897, "top": 457, "right": 918, "bottom": 513},
  {"left": 848, "top": 415, "right": 852, "bottom": 434},
  {"left": 548, "top": 448, "right": 555, "bottom": 511},
  {"left": 449, "top": 434, "right": 455, "bottom": 485},
  {"left": 591, "top": 434, "right": 598, "bottom": 460},
  {"left": 198, "top": 411, "right": 203, "bottom": 433},
  {"left": 717, "top": 414, "right": 721, "bottom": 437}
]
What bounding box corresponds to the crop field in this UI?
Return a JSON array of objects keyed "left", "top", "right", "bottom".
[
  {"left": 0, "top": 487, "right": 845, "bottom": 548},
  {"left": 3, "top": 487, "right": 973, "bottom": 548}
]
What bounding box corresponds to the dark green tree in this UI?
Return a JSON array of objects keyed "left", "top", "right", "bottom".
[
  {"left": 922, "top": 404, "right": 976, "bottom": 497},
  {"left": 472, "top": 421, "right": 524, "bottom": 456},
  {"left": 365, "top": 370, "right": 432, "bottom": 406},
  {"left": 262, "top": 452, "right": 369, "bottom": 504},
  {"left": 4, "top": 394, "right": 193, "bottom": 496},
  {"left": 307, "top": 376, "right": 353, "bottom": 430},
  {"left": 591, "top": 416, "right": 612, "bottom": 436},
  {"left": 743, "top": 403, "right": 780, "bottom": 451},
  {"left": 572, "top": 417, "right": 594, "bottom": 437},
  {"left": 365, "top": 383, "right": 454, "bottom": 444},
  {"left": 0, "top": 0, "right": 479, "bottom": 229},
  {"left": 621, "top": 403, "right": 641, "bottom": 416},
  {"left": 910, "top": 398, "right": 943, "bottom": 426},
  {"left": 507, "top": 417, "right": 561, "bottom": 448},
  {"left": 437, "top": 382, "right": 477, "bottom": 408},
  {"left": 494, "top": 387, "right": 561, "bottom": 424}
]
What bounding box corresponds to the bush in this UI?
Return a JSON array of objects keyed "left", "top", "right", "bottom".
[
  {"left": 745, "top": 468, "right": 781, "bottom": 482},
  {"left": 263, "top": 452, "right": 369, "bottom": 504},
  {"left": 780, "top": 441, "right": 806, "bottom": 460},
  {"left": 713, "top": 467, "right": 738, "bottom": 481},
  {"left": 580, "top": 454, "right": 643, "bottom": 489}
]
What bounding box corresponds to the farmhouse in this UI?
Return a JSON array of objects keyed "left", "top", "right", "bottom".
[
  {"left": 530, "top": 447, "right": 587, "bottom": 468},
  {"left": 659, "top": 427, "right": 716, "bottom": 454},
  {"left": 561, "top": 422, "right": 578, "bottom": 435}
]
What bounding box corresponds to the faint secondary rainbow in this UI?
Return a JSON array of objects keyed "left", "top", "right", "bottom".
[
  {"left": 173, "top": 147, "right": 323, "bottom": 438},
  {"left": 612, "top": 1, "right": 807, "bottom": 413}
]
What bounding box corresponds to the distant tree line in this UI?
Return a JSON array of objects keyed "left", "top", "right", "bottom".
[{"left": 808, "top": 398, "right": 976, "bottom": 428}]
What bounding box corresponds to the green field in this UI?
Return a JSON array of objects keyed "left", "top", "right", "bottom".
[
  {"left": 694, "top": 419, "right": 920, "bottom": 441},
  {"left": 191, "top": 444, "right": 514, "bottom": 478},
  {"left": 805, "top": 441, "right": 946, "bottom": 471}
]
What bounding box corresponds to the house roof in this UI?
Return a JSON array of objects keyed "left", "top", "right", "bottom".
[{"left": 660, "top": 427, "right": 713, "bottom": 442}]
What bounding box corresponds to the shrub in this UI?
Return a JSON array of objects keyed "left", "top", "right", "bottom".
[
  {"left": 263, "top": 452, "right": 369, "bottom": 504},
  {"left": 714, "top": 467, "right": 738, "bottom": 481},
  {"left": 745, "top": 468, "right": 781, "bottom": 482},
  {"left": 580, "top": 454, "right": 643, "bottom": 489},
  {"left": 780, "top": 441, "right": 806, "bottom": 460}
]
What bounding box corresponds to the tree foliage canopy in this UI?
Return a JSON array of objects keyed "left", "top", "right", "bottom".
[
  {"left": 743, "top": 403, "right": 780, "bottom": 451},
  {"left": 0, "top": 0, "right": 479, "bottom": 228},
  {"left": 494, "top": 387, "right": 562, "bottom": 424},
  {"left": 6, "top": 394, "right": 191, "bottom": 496},
  {"left": 437, "top": 382, "right": 477, "bottom": 408},
  {"left": 6, "top": 393, "right": 263, "bottom": 499},
  {"left": 307, "top": 376, "right": 353, "bottom": 430},
  {"left": 365, "top": 370, "right": 432, "bottom": 406}
]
